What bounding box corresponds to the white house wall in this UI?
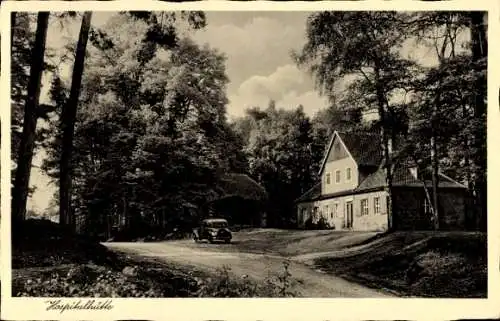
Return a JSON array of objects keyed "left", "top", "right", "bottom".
[
  {"left": 322, "top": 157, "right": 359, "bottom": 195},
  {"left": 297, "top": 190, "right": 389, "bottom": 232}
]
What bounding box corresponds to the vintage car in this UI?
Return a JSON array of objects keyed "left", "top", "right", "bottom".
[{"left": 193, "top": 218, "right": 232, "bottom": 243}]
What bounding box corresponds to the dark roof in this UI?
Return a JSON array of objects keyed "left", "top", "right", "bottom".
[
  {"left": 214, "top": 173, "right": 268, "bottom": 201},
  {"left": 295, "top": 183, "right": 321, "bottom": 203},
  {"left": 318, "top": 130, "right": 383, "bottom": 176},
  {"left": 300, "top": 130, "right": 466, "bottom": 204},
  {"left": 296, "top": 161, "right": 465, "bottom": 204},
  {"left": 337, "top": 131, "right": 383, "bottom": 166}
]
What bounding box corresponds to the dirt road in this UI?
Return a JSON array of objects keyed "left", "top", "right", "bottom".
[{"left": 104, "top": 241, "right": 395, "bottom": 298}]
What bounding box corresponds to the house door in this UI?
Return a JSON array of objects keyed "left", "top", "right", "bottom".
[{"left": 345, "top": 201, "right": 353, "bottom": 229}]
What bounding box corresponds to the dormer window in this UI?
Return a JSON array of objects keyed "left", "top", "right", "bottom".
[
  {"left": 326, "top": 173, "right": 331, "bottom": 184},
  {"left": 346, "top": 168, "right": 351, "bottom": 181},
  {"left": 335, "top": 170, "right": 341, "bottom": 183}
]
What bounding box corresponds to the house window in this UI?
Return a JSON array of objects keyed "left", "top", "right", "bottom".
[
  {"left": 333, "top": 203, "right": 339, "bottom": 217},
  {"left": 346, "top": 168, "right": 351, "bottom": 181},
  {"left": 335, "top": 170, "right": 341, "bottom": 183},
  {"left": 374, "top": 197, "right": 381, "bottom": 214},
  {"left": 325, "top": 205, "right": 329, "bottom": 218},
  {"left": 361, "top": 199, "right": 369, "bottom": 216},
  {"left": 326, "top": 173, "right": 331, "bottom": 184}
]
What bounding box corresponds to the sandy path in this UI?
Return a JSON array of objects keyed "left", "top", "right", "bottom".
[{"left": 104, "top": 241, "right": 394, "bottom": 298}]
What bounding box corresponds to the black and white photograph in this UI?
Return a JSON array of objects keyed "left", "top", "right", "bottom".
[{"left": 1, "top": 1, "right": 495, "bottom": 319}]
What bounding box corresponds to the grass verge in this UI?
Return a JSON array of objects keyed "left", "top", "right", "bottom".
[{"left": 313, "top": 231, "right": 487, "bottom": 298}]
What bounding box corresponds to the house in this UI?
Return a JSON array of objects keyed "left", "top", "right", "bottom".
[{"left": 295, "top": 130, "right": 468, "bottom": 231}]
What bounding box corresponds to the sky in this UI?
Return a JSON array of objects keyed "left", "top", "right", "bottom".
[
  {"left": 40, "top": 11, "right": 330, "bottom": 118},
  {"left": 26, "top": 11, "right": 466, "bottom": 212},
  {"left": 29, "top": 11, "right": 330, "bottom": 212}
]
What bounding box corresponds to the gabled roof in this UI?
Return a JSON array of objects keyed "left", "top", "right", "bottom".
[
  {"left": 296, "top": 159, "right": 466, "bottom": 204},
  {"left": 338, "top": 131, "right": 383, "bottom": 166},
  {"left": 299, "top": 129, "right": 466, "bottom": 204},
  {"left": 212, "top": 173, "right": 268, "bottom": 202},
  {"left": 318, "top": 130, "right": 383, "bottom": 175}
]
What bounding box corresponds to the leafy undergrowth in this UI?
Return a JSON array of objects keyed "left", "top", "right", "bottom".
[
  {"left": 13, "top": 256, "right": 203, "bottom": 297},
  {"left": 196, "top": 261, "right": 300, "bottom": 297},
  {"left": 12, "top": 219, "right": 300, "bottom": 297},
  {"left": 12, "top": 218, "right": 119, "bottom": 269},
  {"left": 314, "top": 231, "right": 487, "bottom": 298},
  {"left": 13, "top": 254, "right": 300, "bottom": 298}
]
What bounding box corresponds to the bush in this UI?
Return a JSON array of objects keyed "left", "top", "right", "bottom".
[
  {"left": 304, "top": 216, "right": 332, "bottom": 230},
  {"left": 15, "top": 263, "right": 199, "bottom": 298},
  {"left": 316, "top": 216, "right": 332, "bottom": 230},
  {"left": 16, "top": 264, "right": 158, "bottom": 297},
  {"left": 15, "top": 260, "right": 301, "bottom": 298},
  {"left": 196, "top": 260, "right": 300, "bottom": 297},
  {"left": 304, "top": 217, "right": 315, "bottom": 229}
]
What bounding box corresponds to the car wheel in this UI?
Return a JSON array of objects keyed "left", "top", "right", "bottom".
[
  {"left": 224, "top": 239, "right": 231, "bottom": 244},
  {"left": 208, "top": 236, "right": 214, "bottom": 243}
]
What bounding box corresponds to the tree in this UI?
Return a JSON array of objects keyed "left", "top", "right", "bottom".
[
  {"left": 59, "top": 12, "right": 92, "bottom": 230},
  {"left": 295, "top": 12, "right": 416, "bottom": 230},
  {"left": 241, "top": 102, "right": 316, "bottom": 227},
  {"left": 407, "top": 12, "right": 487, "bottom": 230},
  {"left": 409, "top": 12, "right": 459, "bottom": 228},
  {"left": 11, "top": 12, "right": 49, "bottom": 222},
  {"left": 468, "top": 11, "right": 487, "bottom": 231},
  {"left": 11, "top": 12, "right": 35, "bottom": 163},
  {"left": 40, "top": 13, "right": 241, "bottom": 238}
]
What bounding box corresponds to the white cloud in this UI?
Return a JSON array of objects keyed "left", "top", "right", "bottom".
[
  {"left": 228, "top": 64, "right": 328, "bottom": 118},
  {"left": 238, "top": 64, "right": 305, "bottom": 99},
  {"left": 279, "top": 90, "right": 329, "bottom": 117},
  {"left": 192, "top": 16, "right": 308, "bottom": 90}
]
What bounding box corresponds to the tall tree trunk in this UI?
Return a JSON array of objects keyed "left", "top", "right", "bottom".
[
  {"left": 59, "top": 12, "right": 92, "bottom": 230},
  {"left": 430, "top": 135, "right": 439, "bottom": 229},
  {"left": 470, "top": 12, "right": 487, "bottom": 231},
  {"left": 10, "top": 12, "right": 17, "bottom": 46},
  {"left": 469, "top": 11, "right": 487, "bottom": 231},
  {"left": 11, "top": 12, "right": 49, "bottom": 223},
  {"left": 431, "top": 75, "right": 441, "bottom": 230},
  {"left": 373, "top": 65, "right": 394, "bottom": 231}
]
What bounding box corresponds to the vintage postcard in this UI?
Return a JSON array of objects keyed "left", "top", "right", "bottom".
[{"left": 1, "top": 0, "right": 499, "bottom": 320}]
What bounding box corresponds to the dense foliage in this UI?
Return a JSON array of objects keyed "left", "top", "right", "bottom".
[
  {"left": 232, "top": 102, "right": 316, "bottom": 227},
  {"left": 32, "top": 13, "right": 247, "bottom": 237}
]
